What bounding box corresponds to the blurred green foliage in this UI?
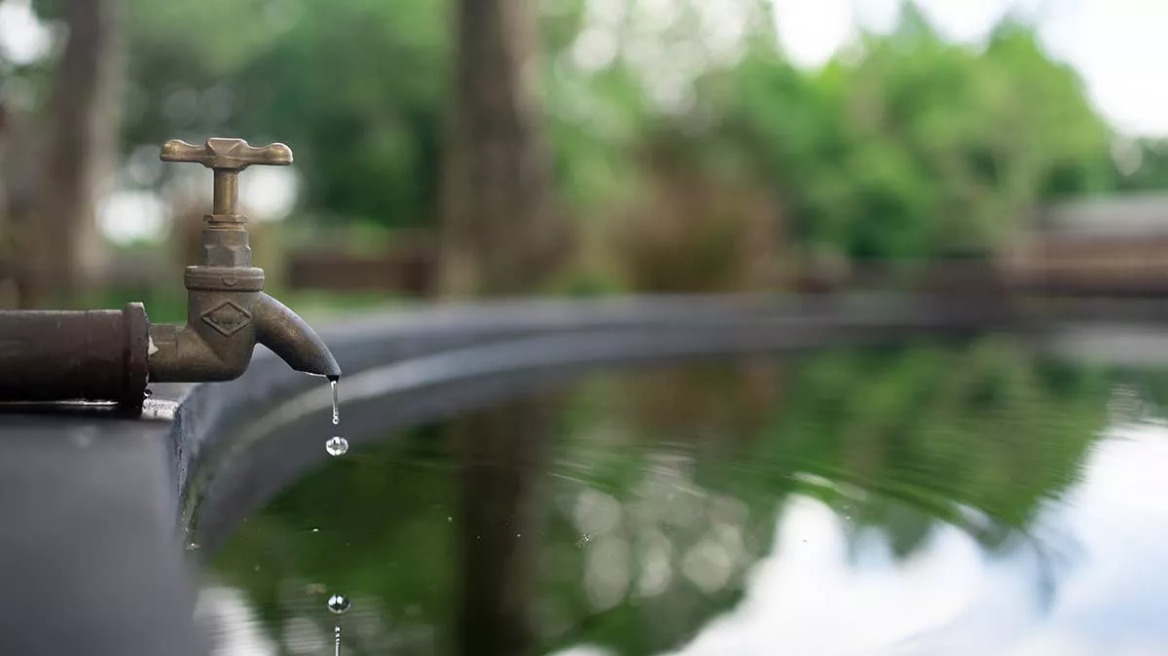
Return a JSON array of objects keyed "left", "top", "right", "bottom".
[
  {"left": 705, "top": 8, "right": 1114, "bottom": 260},
  {"left": 1113, "top": 138, "right": 1168, "bottom": 193},
  {"left": 87, "top": 0, "right": 1151, "bottom": 269},
  {"left": 210, "top": 337, "right": 1111, "bottom": 654},
  {"left": 118, "top": 0, "right": 449, "bottom": 228}
]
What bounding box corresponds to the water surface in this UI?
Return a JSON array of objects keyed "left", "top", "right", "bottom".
[{"left": 198, "top": 335, "right": 1168, "bottom": 655}]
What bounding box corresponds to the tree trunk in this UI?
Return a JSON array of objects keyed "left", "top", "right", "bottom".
[
  {"left": 439, "top": 0, "right": 561, "bottom": 297},
  {"left": 441, "top": 2, "right": 560, "bottom": 653},
  {"left": 24, "top": 0, "right": 122, "bottom": 307}
]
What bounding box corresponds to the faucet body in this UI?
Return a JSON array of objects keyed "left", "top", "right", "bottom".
[
  {"left": 0, "top": 138, "right": 340, "bottom": 410},
  {"left": 147, "top": 215, "right": 339, "bottom": 383}
]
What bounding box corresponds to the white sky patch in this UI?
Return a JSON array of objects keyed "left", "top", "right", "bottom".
[
  {"left": 1041, "top": 0, "right": 1168, "bottom": 137},
  {"left": 0, "top": 0, "right": 51, "bottom": 65},
  {"left": 98, "top": 190, "right": 167, "bottom": 245},
  {"left": 694, "top": 0, "right": 752, "bottom": 61},
  {"left": 771, "top": 0, "right": 856, "bottom": 68},
  {"left": 852, "top": 0, "right": 902, "bottom": 34},
  {"left": 194, "top": 585, "right": 278, "bottom": 656},
  {"left": 240, "top": 165, "right": 299, "bottom": 223},
  {"left": 550, "top": 646, "right": 617, "bottom": 656},
  {"left": 572, "top": 26, "right": 620, "bottom": 72},
  {"left": 662, "top": 495, "right": 1027, "bottom": 656},
  {"left": 766, "top": 0, "right": 1168, "bottom": 136},
  {"left": 914, "top": 0, "right": 1039, "bottom": 43}
]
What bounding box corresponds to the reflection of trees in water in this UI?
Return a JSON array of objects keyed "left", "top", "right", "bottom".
[
  {"left": 535, "top": 361, "right": 784, "bottom": 655},
  {"left": 537, "top": 338, "right": 1106, "bottom": 654},
  {"left": 453, "top": 395, "right": 557, "bottom": 656},
  {"left": 209, "top": 337, "right": 1109, "bottom": 656},
  {"left": 775, "top": 338, "right": 1104, "bottom": 555}
]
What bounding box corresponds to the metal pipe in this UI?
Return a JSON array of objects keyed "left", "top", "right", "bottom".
[
  {"left": 0, "top": 303, "right": 148, "bottom": 407},
  {"left": 212, "top": 170, "right": 238, "bottom": 217}
]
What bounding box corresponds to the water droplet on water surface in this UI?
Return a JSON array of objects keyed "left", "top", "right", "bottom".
[
  {"left": 326, "top": 436, "right": 349, "bottom": 457},
  {"left": 327, "top": 594, "right": 351, "bottom": 614}
]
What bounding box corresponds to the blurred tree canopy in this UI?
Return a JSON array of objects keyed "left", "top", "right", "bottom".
[
  {"left": 703, "top": 6, "right": 1114, "bottom": 261},
  {"left": 110, "top": 1, "right": 1125, "bottom": 255},
  {"left": 117, "top": 0, "right": 449, "bottom": 228},
  {"left": 9, "top": 0, "right": 1168, "bottom": 297}
]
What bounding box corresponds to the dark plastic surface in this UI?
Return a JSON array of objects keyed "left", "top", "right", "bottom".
[{"left": 0, "top": 411, "right": 204, "bottom": 656}]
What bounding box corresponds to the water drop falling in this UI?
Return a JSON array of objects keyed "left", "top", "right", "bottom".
[
  {"left": 326, "top": 436, "right": 349, "bottom": 457},
  {"left": 329, "top": 377, "right": 340, "bottom": 425},
  {"left": 327, "top": 594, "right": 351, "bottom": 614}
]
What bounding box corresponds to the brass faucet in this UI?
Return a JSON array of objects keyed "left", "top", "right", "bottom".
[
  {"left": 0, "top": 138, "right": 340, "bottom": 410},
  {"left": 148, "top": 138, "right": 340, "bottom": 383}
]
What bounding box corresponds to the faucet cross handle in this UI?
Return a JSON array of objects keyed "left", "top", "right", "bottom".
[
  {"left": 160, "top": 137, "right": 293, "bottom": 219},
  {"left": 161, "top": 137, "right": 292, "bottom": 171}
]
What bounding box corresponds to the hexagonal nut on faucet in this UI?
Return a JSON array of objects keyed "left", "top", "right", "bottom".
[{"left": 201, "top": 228, "right": 252, "bottom": 268}]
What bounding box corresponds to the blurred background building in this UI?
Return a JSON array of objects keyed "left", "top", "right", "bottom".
[{"left": 0, "top": 0, "right": 1166, "bottom": 314}]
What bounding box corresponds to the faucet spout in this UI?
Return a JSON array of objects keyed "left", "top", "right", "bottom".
[{"left": 253, "top": 293, "right": 341, "bottom": 378}]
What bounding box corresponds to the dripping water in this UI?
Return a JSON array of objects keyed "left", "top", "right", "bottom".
[
  {"left": 329, "top": 376, "right": 340, "bottom": 425},
  {"left": 327, "top": 593, "right": 351, "bottom": 614},
  {"left": 324, "top": 380, "right": 350, "bottom": 650},
  {"left": 326, "top": 376, "right": 348, "bottom": 456},
  {"left": 326, "top": 436, "right": 349, "bottom": 456}
]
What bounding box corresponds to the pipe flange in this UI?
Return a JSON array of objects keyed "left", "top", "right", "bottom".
[
  {"left": 121, "top": 302, "right": 149, "bottom": 410},
  {"left": 185, "top": 266, "right": 265, "bottom": 292}
]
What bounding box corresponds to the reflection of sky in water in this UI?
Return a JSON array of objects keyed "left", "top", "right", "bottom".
[
  {"left": 598, "top": 422, "right": 1168, "bottom": 656},
  {"left": 201, "top": 386, "right": 1168, "bottom": 654},
  {"left": 663, "top": 498, "right": 1029, "bottom": 656},
  {"left": 196, "top": 586, "right": 277, "bottom": 656}
]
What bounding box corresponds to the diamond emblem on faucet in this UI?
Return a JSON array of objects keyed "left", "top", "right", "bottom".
[{"left": 201, "top": 300, "right": 252, "bottom": 336}]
